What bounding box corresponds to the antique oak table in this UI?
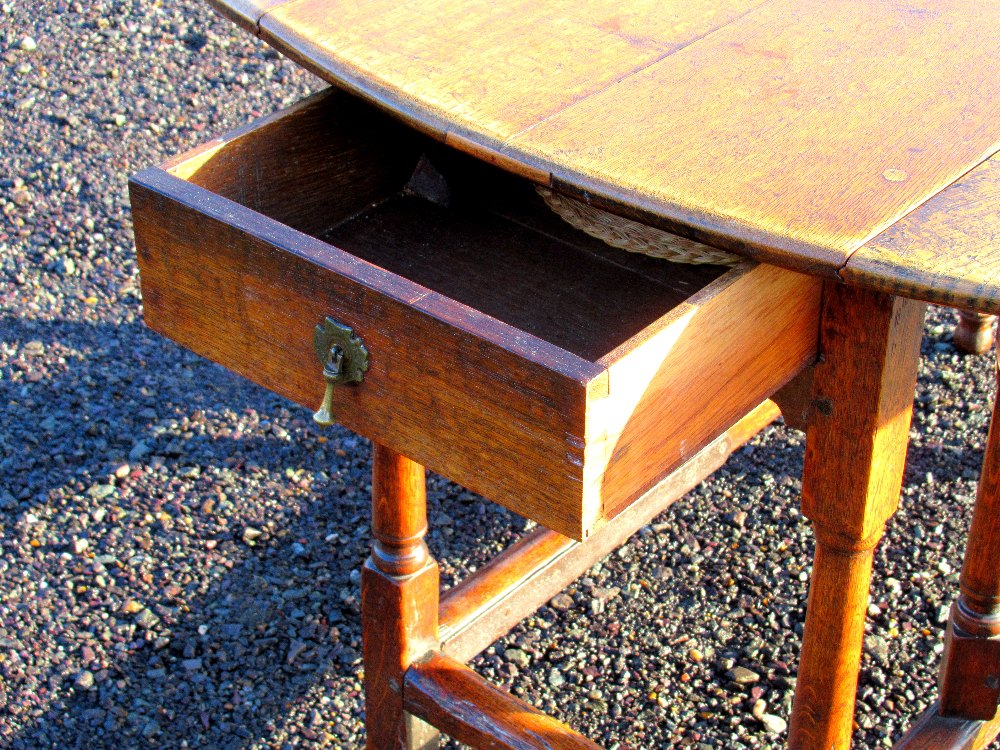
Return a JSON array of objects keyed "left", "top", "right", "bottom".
[{"left": 130, "top": 0, "right": 1000, "bottom": 747}]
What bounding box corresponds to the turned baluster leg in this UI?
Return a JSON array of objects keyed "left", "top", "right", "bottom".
[
  {"left": 789, "top": 285, "right": 927, "bottom": 750},
  {"left": 938, "top": 346, "right": 1000, "bottom": 720},
  {"left": 363, "top": 444, "right": 441, "bottom": 749},
  {"left": 953, "top": 311, "right": 996, "bottom": 356}
]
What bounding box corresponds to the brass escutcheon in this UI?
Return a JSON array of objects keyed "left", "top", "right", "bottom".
[{"left": 312, "top": 318, "right": 369, "bottom": 426}]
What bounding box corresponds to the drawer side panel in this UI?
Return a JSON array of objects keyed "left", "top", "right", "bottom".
[{"left": 589, "top": 263, "right": 822, "bottom": 519}]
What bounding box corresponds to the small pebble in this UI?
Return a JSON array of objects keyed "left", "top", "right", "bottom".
[
  {"left": 729, "top": 666, "right": 761, "bottom": 685},
  {"left": 760, "top": 713, "right": 788, "bottom": 735},
  {"left": 549, "top": 593, "right": 574, "bottom": 611},
  {"left": 243, "top": 527, "right": 263, "bottom": 543},
  {"left": 504, "top": 648, "right": 531, "bottom": 669},
  {"left": 134, "top": 608, "right": 159, "bottom": 628},
  {"left": 74, "top": 671, "right": 95, "bottom": 689},
  {"left": 87, "top": 483, "right": 114, "bottom": 500}
]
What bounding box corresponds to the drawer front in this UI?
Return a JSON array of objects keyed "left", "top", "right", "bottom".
[{"left": 132, "top": 168, "right": 601, "bottom": 539}]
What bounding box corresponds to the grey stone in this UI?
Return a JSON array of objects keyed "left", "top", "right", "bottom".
[
  {"left": 729, "top": 666, "right": 760, "bottom": 685},
  {"left": 864, "top": 634, "right": 890, "bottom": 662},
  {"left": 74, "top": 670, "right": 95, "bottom": 689},
  {"left": 129, "top": 441, "right": 151, "bottom": 461},
  {"left": 504, "top": 648, "right": 531, "bottom": 669},
  {"left": 134, "top": 608, "right": 159, "bottom": 628},
  {"left": 549, "top": 593, "right": 574, "bottom": 611},
  {"left": 760, "top": 713, "right": 788, "bottom": 735},
  {"left": 86, "top": 483, "right": 114, "bottom": 500}
]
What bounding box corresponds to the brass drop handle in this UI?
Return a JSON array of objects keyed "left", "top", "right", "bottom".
[{"left": 312, "top": 317, "right": 369, "bottom": 427}]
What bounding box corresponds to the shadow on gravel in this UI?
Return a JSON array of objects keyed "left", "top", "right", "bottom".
[
  {"left": 2, "top": 314, "right": 518, "bottom": 748},
  {"left": 4, "top": 314, "right": 988, "bottom": 748},
  {"left": 1, "top": 314, "right": 302, "bottom": 501},
  {"left": 9, "top": 506, "right": 371, "bottom": 749},
  {"left": 903, "top": 441, "right": 986, "bottom": 489}
]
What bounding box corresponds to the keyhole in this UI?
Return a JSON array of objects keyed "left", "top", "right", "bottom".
[{"left": 325, "top": 345, "right": 345, "bottom": 378}]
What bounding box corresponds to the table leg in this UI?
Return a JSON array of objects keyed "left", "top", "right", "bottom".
[
  {"left": 789, "top": 285, "right": 926, "bottom": 750},
  {"left": 953, "top": 311, "right": 996, "bottom": 356},
  {"left": 938, "top": 345, "right": 1000, "bottom": 720},
  {"left": 362, "top": 444, "right": 441, "bottom": 749}
]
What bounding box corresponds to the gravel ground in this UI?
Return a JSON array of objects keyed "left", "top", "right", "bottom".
[{"left": 1, "top": 2, "right": 998, "bottom": 748}]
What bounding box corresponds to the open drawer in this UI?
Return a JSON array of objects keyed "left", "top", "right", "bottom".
[{"left": 131, "top": 88, "right": 822, "bottom": 540}]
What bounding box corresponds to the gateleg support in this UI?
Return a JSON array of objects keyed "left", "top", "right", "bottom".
[{"left": 938, "top": 344, "right": 1000, "bottom": 720}]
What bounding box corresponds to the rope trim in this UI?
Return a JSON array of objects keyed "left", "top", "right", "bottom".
[{"left": 537, "top": 187, "right": 740, "bottom": 267}]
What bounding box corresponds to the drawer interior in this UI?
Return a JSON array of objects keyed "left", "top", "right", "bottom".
[{"left": 167, "top": 91, "right": 728, "bottom": 363}]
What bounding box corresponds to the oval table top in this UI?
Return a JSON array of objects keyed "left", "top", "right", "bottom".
[{"left": 210, "top": 0, "right": 1000, "bottom": 314}]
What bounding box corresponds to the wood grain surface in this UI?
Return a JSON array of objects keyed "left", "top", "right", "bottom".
[
  {"left": 791, "top": 284, "right": 927, "bottom": 750},
  {"left": 259, "top": 0, "right": 763, "bottom": 138},
  {"left": 845, "top": 156, "right": 1000, "bottom": 315},
  {"left": 163, "top": 87, "right": 420, "bottom": 238},
  {"left": 938, "top": 348, "right": 1000, "bottom": 720},
  {"left": 207, "top": 0, "right": 292, "bottom": 30},
  {"left": 952, "top": 312, "right": 998, "bottom": 356},
  {"left": 404, "top": 652, "right": 602, "bottom": 749},
  {"left": 515, "top": 0, "right": 1000, "bottom": 272},
  {"left": 591, "top": 262, "right": 821, "bottom": 519},
  {"left": 132, "top": 168, "right": 600, "bottom": 539},
  {"left": 362, "top": 446, "right": 441, "bottom": 749},
  {"left": 893, "top": 703, "right": 1000, "bottom": 750},
  {"left": 954, "top": 349, "right": 1000, "bottom": 621},
  {"left": 203, "top": 0, "right": 1000, "bottom": 309}
]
